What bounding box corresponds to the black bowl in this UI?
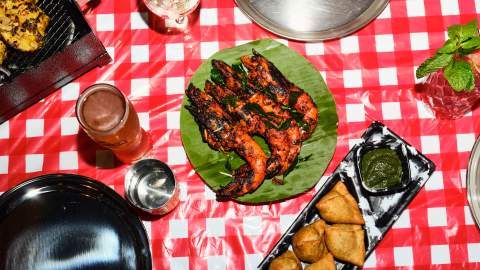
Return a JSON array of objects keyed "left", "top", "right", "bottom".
[{"left": 354, "top": 142, "right": 411, "bottom": 195}]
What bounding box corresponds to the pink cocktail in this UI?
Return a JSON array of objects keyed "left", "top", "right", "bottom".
[{"left": 416, "top": 69, "right": 480, "bottom": 119}]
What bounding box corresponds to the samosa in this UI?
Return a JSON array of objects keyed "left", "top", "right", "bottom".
[
  {"left": 304, "top": 253, "right": 336, "bottom": 270},
  {"left": 325, "top": 224, "right": 365, "bottom": 266},
  {"left": 292, "top": 219, "right": 327, "bottom": 263},
  {"left": 268, "top": 250, "right": 302, "bottom": 270},
  {"left": 315, "top": 181, "right": 364, "bottom": 225}
]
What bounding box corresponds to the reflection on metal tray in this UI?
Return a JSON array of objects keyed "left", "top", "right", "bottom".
[
  {"left": 258, "top": 122, "right": 435, "bottom": 269},
  {"left": 235, "top": 0, "right": 389, "bottom": 41},
  {"left": 467, "top": 135, "right": 480, "bottom": 228},
  {"left": 0, "top": 174, "right": 152, "bottom": 270},
  {"left": 0, "top": 0, "right": 111, "bottom": 124}
]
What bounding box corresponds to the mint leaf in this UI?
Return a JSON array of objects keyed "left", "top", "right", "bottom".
[
  {"left": 461, "top": 36, "right": 480, "bottom": 50},
  {"left": 444, "top": 60, "right": 475, "bottom": 91},
  {"left": 416, "top": 53, "right": 454, "bottom": 78},
  {"left": 437, "top": 39, "right": 459, "bottom": 53},
  {"left": 448, "top": 19, "right": 479, "bottom": 42},
  {"left": 418, "top": 19, "right": 480, "bottom": 91}
]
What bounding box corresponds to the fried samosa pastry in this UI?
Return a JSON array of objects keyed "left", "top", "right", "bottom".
[
  {"left": 304, "top": 253, "right": 336, "bottom": 270},
  {"left": 315, "top": 181, "right": 364, "bottom": 225},
  {"left": 268, "top": 250, "right": 302, "bottom": 270},
  {"left": 325, "top": 224, "right": 365, "bottom": 267},
  {"left": 292, "top": 219, "right": 327, "bottom": 263}
]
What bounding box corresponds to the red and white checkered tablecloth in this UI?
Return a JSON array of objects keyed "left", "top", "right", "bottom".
[{"left": 1, "top": 0, "right": 480, "bottom": 269}]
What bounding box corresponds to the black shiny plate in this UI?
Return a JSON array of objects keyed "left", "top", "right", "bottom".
[
  {"left": 258, "top": 122, "right": 435, "bottom": 269},
  {"left": 0, "top": 174, "right": 152, "bottom": 270}
]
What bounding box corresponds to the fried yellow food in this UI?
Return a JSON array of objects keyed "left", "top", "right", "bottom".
[
  {"left": 268, "top": 250, "right": 302, "bottom": 270},
  {"left": 315, "top": 181, "right": 365, "bottom": 225},
  {"left": 0, "top": 40, "right": 6, "bottom": 65},
  {"left": 0, "top": 0, "right": 49, "bottom": 52},
  {"left": 292, "top": 219, "right": 327, "bottom": 263},
  {"left": 304, "top": 253, "right": 336, "bottom": 270},
  {"left": 325, "top": 224, "right": 365, "bottom": 267}
]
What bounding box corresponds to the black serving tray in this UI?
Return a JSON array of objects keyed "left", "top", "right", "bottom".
[{"left": 258, "top": 121, "right": 436, "bottom": 269}]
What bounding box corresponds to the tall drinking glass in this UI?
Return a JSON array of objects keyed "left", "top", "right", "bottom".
[{"left": 76, "top": 84, "right": 151, "bottom": 163}]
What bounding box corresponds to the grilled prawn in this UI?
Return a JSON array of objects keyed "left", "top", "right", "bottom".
[
  {"left": 211, "top": 60, "right": 302, "bottom": 177},
  {"left": 185, "top": 85, "right": 268, "bottom": 198},
  {"left": 205, "top": 80, "right": 299, "bottom": 177},
  {"left": 240, "top": 50, "right": 318, "bottom": 140}
]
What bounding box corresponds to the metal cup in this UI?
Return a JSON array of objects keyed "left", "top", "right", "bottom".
[{"left": 125, "top": 159, "right": 179, "bottom": 215}]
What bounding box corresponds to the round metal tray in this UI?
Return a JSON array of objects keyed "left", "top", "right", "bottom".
[
  {"left": 467, "top": 136, "right": 480, "bottom": 228},
  {"left": 235, "top": 0, "right": 389, "bottom": 41}
]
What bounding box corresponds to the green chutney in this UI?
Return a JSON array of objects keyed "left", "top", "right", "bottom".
[{"left": 360, "top": 148, "right": 403, "bottom": 190}]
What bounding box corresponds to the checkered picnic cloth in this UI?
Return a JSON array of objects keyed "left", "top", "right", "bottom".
[{"left": 1, "top": 0, "right": 480, "bottom": 269}]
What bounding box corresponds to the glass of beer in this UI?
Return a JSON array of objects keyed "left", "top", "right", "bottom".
[{"left": 76, "top": 84, "right": 151, "bottom": 163}]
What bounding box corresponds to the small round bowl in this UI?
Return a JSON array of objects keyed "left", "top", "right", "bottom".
[
  {"left": 354, "top": 142, "right": 411, "bottom": 195},
  {"left": 125, "top": 159, "right": 179, "bottom": 215}
]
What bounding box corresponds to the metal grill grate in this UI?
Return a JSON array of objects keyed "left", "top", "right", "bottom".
[{"left": 2, "top": 0, "right": 90, "bottom": 81}]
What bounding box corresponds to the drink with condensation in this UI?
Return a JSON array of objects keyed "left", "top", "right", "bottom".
[
  {"left": 143, "top": 0, "right": 200, "bottom": 31},
  {"left": 76, "top": 84, "right": 151, "bottom": 163}
]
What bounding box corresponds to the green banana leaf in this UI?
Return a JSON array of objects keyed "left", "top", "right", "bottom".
[{"left": 180, "top": 39, "right": 338, "bottom": 203}]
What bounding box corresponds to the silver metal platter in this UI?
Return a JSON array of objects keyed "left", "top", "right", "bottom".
[
  {"left": 467, "top": 135, "right": 480, "bottom": 228},
  {"left": 235, "top": 0, "right": 389, "bottom": 41}
]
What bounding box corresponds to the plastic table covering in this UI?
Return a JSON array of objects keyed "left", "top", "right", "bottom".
[{"left": 0, "top": 0, "right": 480, "bottom": 269}]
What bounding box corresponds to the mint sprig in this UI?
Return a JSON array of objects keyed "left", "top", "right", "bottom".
[
  {"left": 416, "top": 19, "right": 480, "bottom": 92},
  {"left": 416, "top": 54, "right": 453, "bottom": 78},
  {"left": 444, "top": 60, "right": 475, "bottom": 91}
]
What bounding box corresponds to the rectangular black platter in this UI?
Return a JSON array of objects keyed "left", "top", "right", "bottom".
[
  {"left": 0, "top": 0, "right": 111, "bottom": 124},
  {"left": 258, "top": 121, "right": 436, "bottom": 269}
]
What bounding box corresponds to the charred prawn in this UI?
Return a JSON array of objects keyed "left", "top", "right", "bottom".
[
  {"left": 186, "top": 50, "right": 318, "bottom": 199},
  {"left": 209, "top": 60, "right": 302, "bottom": 178},
  {"left": 185, "top": 85, "right": 268, "bottom": 198},
  {"left": 240, "top": 50, "right": 319, "bottom": 141}
]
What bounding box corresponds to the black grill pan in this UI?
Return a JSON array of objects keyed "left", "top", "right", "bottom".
[{"left": 0, "top": 0, "right": 111, "bottom": 123}]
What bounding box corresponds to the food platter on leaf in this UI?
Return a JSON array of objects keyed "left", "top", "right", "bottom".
[{"left": 180, "top": 39, "right": 338, "bottom": 203}]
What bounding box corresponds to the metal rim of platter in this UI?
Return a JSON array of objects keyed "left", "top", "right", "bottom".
[
  {"left": 467, "top": 135, "right": 480, "bottom": 228},
  {"left": 234, "top": 0, "right": 390, "bottom": 41}
]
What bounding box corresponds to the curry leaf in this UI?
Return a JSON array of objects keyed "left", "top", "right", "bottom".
[{"left": 211, "top": 68, "right": 225, "bottom": 86}]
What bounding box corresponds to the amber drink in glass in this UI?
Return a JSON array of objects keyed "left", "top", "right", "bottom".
[{"left": 76, "top": 84, "right": 151, "bottom": 163}]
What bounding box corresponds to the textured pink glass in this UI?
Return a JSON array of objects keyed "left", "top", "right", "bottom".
[{"left": 416, "top": 70, "right": 480, "bottom": 119}]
